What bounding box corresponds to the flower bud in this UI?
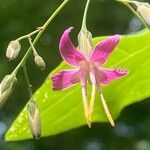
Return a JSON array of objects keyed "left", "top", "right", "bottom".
[
  {"left": 78, "top": 29, "right": 93, "bottom": 56},
  {"left": 27, "top": 100, "right": 41, "bottom": 139},
  {"left": 0, "top": 74, "right": 17, "bottom": 109},
  {"left": 0, "top": 74, "right": 17, "bottom": 93},
  {"left": 34, "top": 55, "right": 46, "bottom": 71},
  {"left": 6, "top": 40, "right": 21, "bottom": 61},
  {"left": 136, "top": 2, "right": 150, "bottom": 26}
]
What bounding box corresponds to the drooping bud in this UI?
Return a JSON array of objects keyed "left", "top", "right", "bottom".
[
  {"left": 34, "top": 55, "right": 46, "bottom": 71},
  {"left": 78, "top": 29, "right": 93, "bottom": 56},
  {"left": 136, "top": 2, "right": 150, "bottom": 26},
  {"left": 27, "top": 100, "right": 41, "bottom": 139},
  {"left": 0, "top": 74, "right": 17, "bottom": 109},
  {"left": 0, "top": 74, "right": 17, "bottom": 93},
  {"left": 6, "top": 40, "right": 21, "bottom": 61}
]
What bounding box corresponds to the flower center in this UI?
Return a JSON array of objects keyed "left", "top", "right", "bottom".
[{"left": 79, "top": 60, "right": 90, "bottom": 73}]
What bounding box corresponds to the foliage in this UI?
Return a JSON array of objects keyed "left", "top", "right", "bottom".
[{"left": 5, "top": 29, "right": 150, "bottom": 141}]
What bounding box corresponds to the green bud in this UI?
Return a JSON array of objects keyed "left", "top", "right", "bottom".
[
  {"left": 34, "top": 55, "right": 46, "bottom": 71},
  {"left": 0, "top": 74, "right": 17, "bottom": 109},
  {"left": 78, "top": 29, "right": 93, "bottom": 56},
  {"left": 6, "top": 40, "right": 21, "bottom": 61},
  {"left": 27, "top": 100, "right": 41, "bottom": 139},
  {"left": 136, "top": 2, "right": 150, "bottom": 26}
]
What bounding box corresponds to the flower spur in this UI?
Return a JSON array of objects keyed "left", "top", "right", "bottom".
[{"left": 51, "top": 27, "right": 129, "bottom": 127}]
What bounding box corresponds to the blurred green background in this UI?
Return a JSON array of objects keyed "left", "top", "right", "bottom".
[{"left": 0, "top": 0, "right": 150, "bottom": 149}]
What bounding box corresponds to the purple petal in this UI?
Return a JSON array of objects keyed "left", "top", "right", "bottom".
[
  {"left": 90, "top": 35, "right": 120, "bottom": 64},
  {"left": 96, "top": 68, "right": 129, "bottom": 84},
  {"left": 59, "top": 27, "right": 85, "bottom": 66},
  {"left": 51, "top": 69, "right": 80, "bottom": 90}
]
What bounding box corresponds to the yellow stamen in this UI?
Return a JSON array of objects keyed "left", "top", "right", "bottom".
[
  {"left": 82, "top": 86, "right": 91, "bottom": 128},
  {"left": 100, "top": 92, "right": 115, "bottom": 127},
  {"left": 89, "top": 83, "right": 96, "bottom": 123}
]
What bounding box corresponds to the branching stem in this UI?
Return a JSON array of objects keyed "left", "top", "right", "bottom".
[
  {"left": 12, "top": 0, "right": 70, "bottom": 75},
  {"left": 28, "top": 37, "right": 38, "bottom": 56},
  {"left": 17, "top": 28, "right": 42, "bottom": 41}
]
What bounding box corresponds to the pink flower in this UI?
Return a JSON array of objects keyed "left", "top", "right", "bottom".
[{"left": 51, "top": 27, "right": 129, "bottom": 127}]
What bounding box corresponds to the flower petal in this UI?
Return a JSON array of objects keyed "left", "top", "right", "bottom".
[
  {"left": 59, "top": 27, "right": 85, "bottom": 66},
  {"left": 90, "top": 35, "right": 120, "bottom": 64},
  {"left": 51, "top": 69, "right": 80, "bottom": 91},
  {"left": 96, "top": 68, "right": 129, "bottom": 84}
]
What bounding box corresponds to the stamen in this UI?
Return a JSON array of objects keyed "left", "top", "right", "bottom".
[
  {"left": 82, "top": 86, "right": 91, "bottom": 128},
  {"left": 89, "top": 72, "right": 96, "bottom": 123},
  {"left": 98, "top": 87, "right": 115, "bottom": 127},
  {"left": 90, "top": 83, "right": 96, "bottom": 116}
]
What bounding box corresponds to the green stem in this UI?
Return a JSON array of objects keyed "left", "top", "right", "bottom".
[
  {"left": 81, "top": 0, "right": 91, "bottom": 30},
  {"left": 115, "top": 0, "right": 150, "bottom": 30},
  {"left": 17, "top": 28, "right": 41, "bottom": 41},
  {"left": 23, "top": 65, "right": 33, "bottom": 98},
  {"left": 12, "top": 0, "right": 69, "bottom": 75},
  {"left": 28, "top": 37, "right": 38, "bottom": 56},
  {"left": 128, "top": 0, "right": 140, "bottom": 5},
  {"left": 126, "top": 3, "right": 150, "bottom": 30}
]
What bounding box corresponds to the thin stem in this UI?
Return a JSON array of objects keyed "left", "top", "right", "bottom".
[
  {"left": 81, "top": 0, "right": 91, "bottom": 30},
  {"left": 128, "top": 0, "right": 139, "bottom": 5},
  {"left": 126, "top": 3, "right": 150, "bottom": 29},
  {"left": 17, "top": 28, "right": 42, "bottom": 41},
  {"left": 23, "top": 65, "right": 33, "bottom": 98},
  {"left": 12, "top": 0, "right": 70, "bottom": 75},
  {"left": 28, "top": 37, "right": 38, "bottom": 56},
  {"left": 115, "top": 0, "right": 150, "bottom": 30}
]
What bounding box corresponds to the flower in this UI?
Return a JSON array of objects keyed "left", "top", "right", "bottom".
[{"left": 51, "top": 27, "right": 129, "bottom": 127}]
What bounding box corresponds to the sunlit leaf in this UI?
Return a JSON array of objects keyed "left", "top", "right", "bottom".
[{"left": 5, "top": 30, "right": 150, "bottom": 141}]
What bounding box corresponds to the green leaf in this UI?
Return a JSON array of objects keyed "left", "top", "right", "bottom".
[{"left": 6, "top": 30, "right": 150, "bottom": 141}]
